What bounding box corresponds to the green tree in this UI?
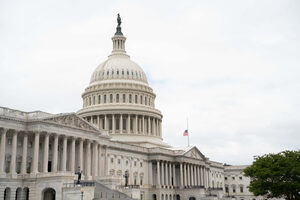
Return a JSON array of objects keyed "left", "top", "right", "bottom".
[{"left": 244, "top": 150, "right": 300, "bottom": 200}]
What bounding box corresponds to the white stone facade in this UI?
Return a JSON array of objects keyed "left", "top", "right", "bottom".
[{"left": 0, "top": 18, "right": 272, "bottom": 200}]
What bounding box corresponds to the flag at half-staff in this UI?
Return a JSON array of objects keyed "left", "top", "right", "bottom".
[{"left": 183, "top": 129, "right": 188, "bottom": 136}]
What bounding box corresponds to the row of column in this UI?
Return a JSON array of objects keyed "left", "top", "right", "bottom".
[
  {"left": 0, "top": 128, "right": 106, "bottom": 179},
  {"left": 85, "top": 114, "right": 162, "bottom": 137},
  {"left": 153, "top": 161, "right": 210, "bottom": 189}
]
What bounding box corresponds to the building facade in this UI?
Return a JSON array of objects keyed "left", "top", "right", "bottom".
[{"left": 0, "top": 17, "right": 264, "bottom": 200}]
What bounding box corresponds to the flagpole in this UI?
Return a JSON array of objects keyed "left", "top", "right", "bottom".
[{"left": 187, "top": 117, "right": 190, "bottom": 147}]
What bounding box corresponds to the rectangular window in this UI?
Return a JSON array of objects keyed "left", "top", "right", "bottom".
[
  {"left": 240, "top": 186, "right": 243, "bottom": 193},
  {"left": 145, "top": 97, "right": 147, "bottom": 105},
  {"left": 93, "top": 96, "right": 95, "bottom": 105},
  {"left": 225, "top": 177, "right": 227, "bottom": 180},
  {"left": 233, "top": 188, "right": 236, "bottom": 193},
  {"left": 225, "top": 187, "right": 229, "bottom": 193},
  {"left": 239, "top": 176, "right": 242, "bottom": 180},
  {"left": 135, "top": 95, "right": 137, "bottom": 103},
  {"left": 116, "top": 118, "right": 120, "bottom": 130},
  {"left": 104, "top": 95, "right": 106, "bottom": 103},
  {"left": 140, "top": 96, "right": 143, "bottom": 104},
  {"left": 98, "top": 95, "right": 101, "bottom": 104},
  {"left": 89, "top": 97, "right": 91, "bottom": 105},
  {"left": 109, "top": 118, "right": 112, "bottom": 130},
  {"left": 129, "top": 94, "right": 132, "bottom": 103},
  {"left": 123, "top": 118, "right": 126, "bottom": 130}
]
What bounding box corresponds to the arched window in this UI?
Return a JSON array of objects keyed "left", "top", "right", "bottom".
[
  {"left": 110, "top": 94, "right": 113, "bottom": 103},
  {"left": 116, "top": 94, "right": 119, "bottom": 103},
  {"left": 123, "top": 94, "right": 126, "bottom": 103}
]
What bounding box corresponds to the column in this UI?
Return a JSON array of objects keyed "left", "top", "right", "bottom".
[
  {"left": 21, "top": 134, "right": 28, "bottom": 174},
  {"left": 203, "top": 167, "right": 207, "bottom": 188},
  {"left": 192, "top": 165, "right": 195, "bottom": 186},
  {"left": 98, "top": 144, "right": 101, "bottom": 176},
  {"left": 10, "top": 131, "right": 17, "bottom": 174},
  {"left": 127, "top": 115, "right": 131, "bottom": 134},
  {"left": 120, "top": 114, "right": 123, "bottom": 134},
  {"left": 52, "top": 134, "right": 58, "bottom": 172},
  {"left": 180, "top": 163, "right": 183, "bottom": 188},
  {"left": 135, "top": 115, "right": 138, "bottom": 134},
  {"left": 61, "top": 136, "right": 67, "bottom": 171},
  {"left": 157, "top": 161, "right": 161, "bottom": 187},
  {"left": 104, "top": 115, "right": 108, "bottom": 131},
  {"left": 70, "top": 137, "right": 75, "bottom": 172},
  {"left": 97, "top": 115, "right": 100, "bottom": 129},
  {"left": 43, "top": 133, "right": 49, "bottom": 173},
  {"left": 148, "top": 161, "right": 153, "bottom": 186},
  {"left": 78, "top": 139, "right": 83, "bottom": 171},
  {"left": 161, "top": 161, "right": 164, "bottom": 187},
  {"left": 92, "top": 142, "right": 98, "bottom": 177},
  {"left": 112, "top": 114, "right": 115, "bottom": 134},
  {"left": 184, "top": 163, "right": 187, "bottom": 187},
  {"left": 207, "top": 168, "right": 210, "bottom": 188},
  {"left": 31, "top": 132, "right": 40, "bottom": 173},
  {"left": 197, "top": 166, "right": 200, "bottom": 186},
  {"left": 173, "top": 163, "right": 176, "bottom": 187},
  {"left": 187, "top": 164, "right": 190, "bottom": 187},
  {"left": 169, "top": 162, "right": 172, "bottom": 187},
  {"left": 142, "top": 116, "right": 145, "bottom": 135},
  {"left": 152, "top": 118, "right": 156, "bottom": 136},
  {"left": 159, "top": 121, "right": 162, "bottom": 137},
  {"left": 86, "top": 141, "right": 91, "bottom": 178},
  {"left": 165, "top": 162, "right": 169, "bottom": 187},
  {"left": 0, "top": 128, "right": 7, "bottom": 174},
  {"left": 148, "top": 117, "right": 151, "bottom": 135}
]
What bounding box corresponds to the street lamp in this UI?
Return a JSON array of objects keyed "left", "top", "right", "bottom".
[{"left": 81, "top": 187, "right": 84, "bottom": 200}]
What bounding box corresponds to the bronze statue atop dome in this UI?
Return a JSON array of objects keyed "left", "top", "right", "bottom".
[
  {"left": 115, "top": 13, "right": 123, "bottom": 35},
  {"left": 117, "top": 13, "right": 121, "bottom": 27}
]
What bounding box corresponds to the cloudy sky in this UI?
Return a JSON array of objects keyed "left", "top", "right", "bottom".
[{"left": 1, "top": 0, "right": 299, "bottom": 165}]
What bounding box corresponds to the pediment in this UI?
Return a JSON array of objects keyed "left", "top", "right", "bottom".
[
  {"left": 43, "top": 113, "right": 99, "bottom": 132},
  {"left": 183, "top": 146, "right": 206, "bottom": 160}
]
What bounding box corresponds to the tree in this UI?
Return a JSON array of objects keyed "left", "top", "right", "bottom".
[{"left": 244, "top": 150, "right": 300, "bottom": 200}]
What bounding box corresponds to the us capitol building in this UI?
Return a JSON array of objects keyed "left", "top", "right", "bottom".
[{"left": 0, "top": 16, "right": 264, "bottom": 200}]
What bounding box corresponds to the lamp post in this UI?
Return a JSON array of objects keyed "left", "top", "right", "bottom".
[
  {"left": 81, "top": 187, "right": 84, "bottom": 200},
  {"left": 123, "top": 171, "right": 129, "bottom": 187}
]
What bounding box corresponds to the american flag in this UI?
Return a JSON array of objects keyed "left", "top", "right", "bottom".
[{"left": 183, "top": 129, "right": 188, "bottom": 136}]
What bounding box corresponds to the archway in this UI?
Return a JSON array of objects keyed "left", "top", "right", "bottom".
[
  {"left": 24, "top": 187, "right": 29, "bottom": 200},
  {"left": 42, "top": 188, "right": 56, "bottom": 200},
  {"left": 152, "top": 194, "right": 157, "bottom": 200},
  {"left": 176, "top": 194, "right": 180, "bottom": 200},
  {"left": 4, "top": 187, "right": 11, "bottom": 200},
  {"left": 189, "top": 197, "right": 196, "bottom": 200},
  {"left": 16, "top": 188, "right": 22, "bottom": 200}
]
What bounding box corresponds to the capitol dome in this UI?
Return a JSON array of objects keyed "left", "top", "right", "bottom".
[
  {"left": 77, "top": 16, "right": 169, "bottom": 148},
  {"left": 89, "top": 54, "right": 148, "bottom": 86}
]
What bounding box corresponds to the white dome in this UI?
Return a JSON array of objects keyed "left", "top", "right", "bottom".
[{"left": 89, "top": 54, "right": 148, "bottom": 85}]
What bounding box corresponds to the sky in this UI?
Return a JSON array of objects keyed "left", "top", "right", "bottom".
[{"left": 0, "top": 0, "right": 299, "bottom": 165}]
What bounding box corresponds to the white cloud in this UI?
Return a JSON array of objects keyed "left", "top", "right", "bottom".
[{"left": 0, "top": 0, "right": 299, "bottom": 165}]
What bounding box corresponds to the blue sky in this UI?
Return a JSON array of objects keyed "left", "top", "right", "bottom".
[{"left": 0, "top": 0, "right": 299, "bottom": 164}]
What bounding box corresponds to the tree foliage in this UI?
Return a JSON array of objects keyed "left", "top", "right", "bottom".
[{"left": 244, "top": 150, "right": 300, "bottom": 200}]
